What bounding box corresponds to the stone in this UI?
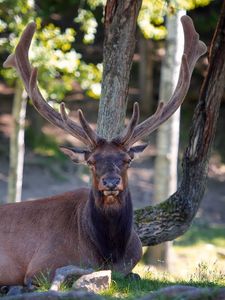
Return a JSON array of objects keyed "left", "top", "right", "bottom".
[
  {"left": 6, "top": 286, "right": 25, "bottom": 296},
  {"left": 50, "top": 265, "right": 94, "bottom": 291},
  {"left": 73, "top": 270, "right": 111, "bottom": 293}
]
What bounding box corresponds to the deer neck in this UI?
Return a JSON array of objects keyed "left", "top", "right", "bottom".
[{"left": 86, "top": 188, "right": 133, "bottom": 264}]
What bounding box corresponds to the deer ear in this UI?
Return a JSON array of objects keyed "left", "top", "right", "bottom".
[
  {"left": 128, "top": 144, "right": 148, "bottom": 159},
  {"left": 60, "top": 146, "right": 90, "bottom": 164}
]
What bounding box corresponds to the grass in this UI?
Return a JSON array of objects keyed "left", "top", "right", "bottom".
[
  {"left": 100, "top": 262, "right": 225, "bottom": 300},
  {"left": 174, "top": 222, "right": 225, "bottom": 247},
  {"left": 101, "top": 270, "right": 174, "bottom": 299}
]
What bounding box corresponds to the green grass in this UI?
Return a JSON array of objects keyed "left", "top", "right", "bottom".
[
  {"left": 101, "top": 273, "right": 169, "bottom": 299},
  {"left": 100, "top": 265, "right": 225, "bottom": 300},
  {"left": 174, "top": 222, "right": 225, "bottom": 248}
]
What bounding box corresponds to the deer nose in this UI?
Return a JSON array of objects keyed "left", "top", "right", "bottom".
[{"left": 102, "top": 177, "right": 121, "bottom": 190}]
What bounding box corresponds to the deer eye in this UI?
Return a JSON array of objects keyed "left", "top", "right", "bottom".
[{"left": 124, "top": 159, "right": 132, "bottom": 167}]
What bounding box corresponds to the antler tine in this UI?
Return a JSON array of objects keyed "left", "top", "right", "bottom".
[
  {"left": 181, "top": 16, "right": 207, "bottom": 72},
  {"left": 113, "top": 102, "right": 140, "bottom": 146},
  {"left": 30, "top": 69, "right": 97, "bottom": 147},
  {"left": 59, "top": 102, "right": 87, "bottom": 144},
  {"left": 29, "top": 68, "right": 90, "bottom": 146},
  {"left": 126, "top": 15, "right": 207, "bottom": 147},
  {"left": 3, "top": 22, "right": 96, "bottom": 149},
  {"left": 78, "top": 109, "right": 98, "bottom": 146}
]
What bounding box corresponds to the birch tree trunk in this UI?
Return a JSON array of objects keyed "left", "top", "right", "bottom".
[
  {"left": 8, "top": 79, "right": 27, "bottom": 203},
  {"left": 145, "top": 10, "right": 186, "bottom": 268},
  {"left": 139, "top": 34, "right": 153, "bottom": 115}
]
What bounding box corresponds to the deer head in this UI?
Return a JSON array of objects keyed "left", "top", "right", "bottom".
[{"left": 3, "top": 16, "right": 207, "bottom": 204}]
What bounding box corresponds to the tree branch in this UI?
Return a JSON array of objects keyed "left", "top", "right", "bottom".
[{"left": 134, "top": 2, "right": 225, "bottom": 246}]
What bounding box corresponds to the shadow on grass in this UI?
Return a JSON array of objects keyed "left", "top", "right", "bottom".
[
  {"left": 101, "top": 272, "right": 224, "bottom": 300},
  {"left": 174, "top": 222, "right": 225, "bottom": 247}
]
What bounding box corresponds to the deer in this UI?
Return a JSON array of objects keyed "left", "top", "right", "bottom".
[{"left": 1, "top": 16, "right": 206, "bottom": 287}]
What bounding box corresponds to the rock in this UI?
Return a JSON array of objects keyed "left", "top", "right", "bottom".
[
  {"left": 73, "top": 270, "right": 111, "bottom": 293},
  {"left": 0, "top": 286, "right": 9, "bottom": 294},
  {"left": 6, "top": 286, "right": 24, "bottom": 296},
  {"left": 50, "top": 265, "right": 94, "bottom": 291}
]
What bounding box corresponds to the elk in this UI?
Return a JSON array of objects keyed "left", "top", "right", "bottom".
[{"left": 1, "top": 16, "right": 206, "bottom": 286}]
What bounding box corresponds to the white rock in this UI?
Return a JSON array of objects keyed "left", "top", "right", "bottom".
[{"left": 73, "top": 270, "right": 111, "bottom": 293}]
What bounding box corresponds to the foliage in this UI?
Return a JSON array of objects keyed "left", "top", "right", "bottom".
[
  {"left": 75, "top": 9, "right": 98, "bottom": 44},
  {"left": 0, "top": 0, "right": 102, "bottom": 101},
  {"left": 138, "top": 0, "right": 212, "bottom": 39}
]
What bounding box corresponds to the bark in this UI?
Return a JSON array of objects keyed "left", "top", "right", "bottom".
[
  {"left": 97, "top": 0, "right": 142, "bottom": 139},
  {"left": 134, "top": 2, "right": 225, "bottom": 246},
  {"left": 7, "top": 79, "right": 27, "bottom": 203},
  {"left": 145, "top": 10, "right": 186, "bottom": 267}
]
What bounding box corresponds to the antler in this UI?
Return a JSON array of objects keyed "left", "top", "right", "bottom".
[
  {"left": 3, "top": 22, "right": 98, "bottom": 149},
  {"left": 116, "top": 15, "right": 207, "bottom": 148}
]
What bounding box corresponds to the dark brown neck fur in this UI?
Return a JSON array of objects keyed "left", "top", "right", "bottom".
[{"left": 86, "top": 188, "right": 133, "bottom": 264}]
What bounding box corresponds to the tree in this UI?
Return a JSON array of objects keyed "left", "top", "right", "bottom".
[{"left": 98, "top": 0, "right": 225, "bottom": 248}]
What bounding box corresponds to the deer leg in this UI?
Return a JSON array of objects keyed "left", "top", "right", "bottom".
[
  {"left": 24, "top": 257, "right": 56, "bottom": 288},
  {"left": 0, "top": 252, "right": 25, "bottom": 285},
  {"left": 24, "top": 248, "right": 73, "bottom": 288}
]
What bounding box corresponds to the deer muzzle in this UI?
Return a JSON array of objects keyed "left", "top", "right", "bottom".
[{"left": 99, "top": 176, "right": 123, "bottom": 195}]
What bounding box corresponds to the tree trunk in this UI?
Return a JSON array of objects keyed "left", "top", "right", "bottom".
[
  {"left": 134, "top": 2, "right": 225, "bottom": 245},
  {"left": 7, "top": 79, "right": 27, "bottom": 203},
  {"left": 97, "top": 0, "right": 142, "bottom": 138},
  {"left": 145, "top": 10, "right": 186, "bottom": 267}
]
